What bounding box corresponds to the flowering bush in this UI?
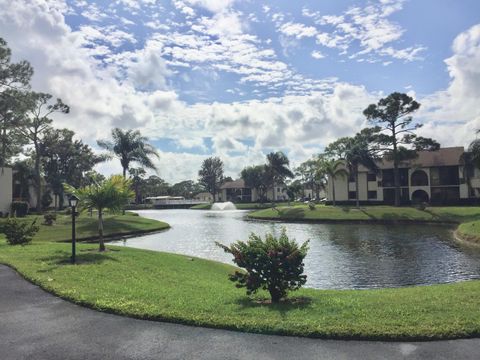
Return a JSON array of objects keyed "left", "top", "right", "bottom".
[{"left": 216, "top": 228, "right": 309, "bottom": 303}]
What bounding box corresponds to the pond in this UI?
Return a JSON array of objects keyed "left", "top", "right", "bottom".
[{"left": 111, "top": 209, "right": 480, "bottom": 289}]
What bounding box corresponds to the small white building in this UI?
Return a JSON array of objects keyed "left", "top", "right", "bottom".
[
  {"left": 216, "top": 179, "right": 289, "bottom": 202},
  {"left": 0, "top": 167, "right": 12, "bottom": 215}
]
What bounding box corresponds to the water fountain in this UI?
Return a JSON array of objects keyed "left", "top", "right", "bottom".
[{"left": 211, "top": 201, "right": 237, "bottom": 210}]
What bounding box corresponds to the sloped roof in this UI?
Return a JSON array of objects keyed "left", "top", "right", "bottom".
[
  {"left": 220, "top": 179, "right": 247, "bottom": 189},
  {"left": 378, "top": 147, "right": 465, "bottom": 169}
]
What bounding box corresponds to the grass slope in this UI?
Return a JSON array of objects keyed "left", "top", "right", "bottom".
[
  {"left": 249, "top": 205, "right": 480, "bottom": 224},
  {"left": 457, "top": 220, "right": 480, "bottom": 244},
  {"left": 0, "top": 212, "right": 169, "bottom": 242},
  {"left": 2, "top": 240, "right": 480, "bottom": 340}
]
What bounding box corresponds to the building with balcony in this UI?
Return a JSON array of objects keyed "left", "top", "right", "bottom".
[{"left": 326, "top": 147, "right": 480, "bottom": 205}]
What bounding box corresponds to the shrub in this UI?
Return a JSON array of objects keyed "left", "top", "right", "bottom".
[
  {"left": 3, "top": 218, "right": 39, "bottom": 245},
  {"left": 43, "top": 212, "right": 57, "bottom": 225},
  {"left": 11, "top": 201, "right": 29, "bottom": 217},
  {"left": 216, "top": 228, "right": 309, "bottom": 303},
  {"left": 308, "top": 201, "right": 316, "bottom": 210}
]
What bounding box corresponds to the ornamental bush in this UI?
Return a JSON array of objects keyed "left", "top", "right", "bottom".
[
  {"left": 43, "top": 212, "right": 57, "bottom": 226},
  {"left": 308, "top": 201, "right": 316, "bottom": 210},
  {"left": 216, "top": 228, "right": 309, "bottom": 303},
  {"left": 4, "top": 218, "right": 39, "bottom": 245}
]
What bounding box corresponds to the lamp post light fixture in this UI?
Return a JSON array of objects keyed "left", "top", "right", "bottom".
[{"left": 69, "top": 195, "right": 79, "bottom": 264}]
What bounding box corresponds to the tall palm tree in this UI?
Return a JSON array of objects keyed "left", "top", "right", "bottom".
[
  {"left": 64, "top": 175, "right": 134, "bottom": 252},
  {"left": 265, "top": 152, "right": 294, "bottom": 200},
  {"left": 321, "top": 159, "right": 348, "bottom": 206},
  {"left": 97, "top": 128, "right": 159, "bottom": 178}
]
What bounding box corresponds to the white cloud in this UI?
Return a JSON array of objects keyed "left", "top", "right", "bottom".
[
  {"left": 279, "top": 22, "right": 317, "bottom": 39},
  {"left": 311, "top": 50, "right": 325, "bottom": 59},
  {"left": 418, "top": 24, "right": 480, "bottom": 147}
]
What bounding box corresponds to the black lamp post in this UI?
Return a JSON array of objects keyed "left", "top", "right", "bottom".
[{"left": 69, "top": 195, "right": 79, "bottom": 264}]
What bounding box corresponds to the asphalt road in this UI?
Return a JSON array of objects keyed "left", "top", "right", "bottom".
[{"left": 1, "top": 265, "right": 479, "bottom": 360}]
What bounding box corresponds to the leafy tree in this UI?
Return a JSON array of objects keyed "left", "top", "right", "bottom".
[
  {"left": 0, "top": 38, "right": 33, "bottom": 90},
  {"left": 97, "top": 128, "right": 159, "bottom": 178},
  {"left": 198, "top": 157, "right": 224, "bottom": 201},
  {"left": 296, "top": 158, "right": 325, "bottom": 200},
  {"left": 363, "top": 92, "right": 439, "bottom": 206},
  {"left": 468, "top": 131, "right": 480, "bottom": 169},
  {"left": 0, "top": 38, "right": 33, "bottom": 167},
  {"left": 140, "top": 175, "right": 170, "bottom": 197},
  {"left": 320, "top": 159, "right": 348, "bottom": 206},
  {"left": 12, "top": 159, "right": 35, "bottom": 201},
  {"left": 80, "top": 170, "right": 106, "bottom": 187},
  {"left": 17, "top": 92, "right": 69, "bottom": 212},
  {"left": 265, "top": 152, "right": 294, "bottom": 199},
  {"left": 169, "top": 180, "right": 204, "bottom": 198},
  {"left": 129, "top": 167, "right": 146, "bottom": 203},
  {"left": 65, "top": 175, "right": 134, "bottom": 251},
  {"left": 286, "top": 180, "right": 303, "bottom": 201},
  {"left": 241, "top": 165, "right": 268, "bottom": 202},
  {"left": 41, "top": 128, "right": 104, "bottom": 209},
  {"left": 216, "top": 228, "right": 309, "bottom": 303}
]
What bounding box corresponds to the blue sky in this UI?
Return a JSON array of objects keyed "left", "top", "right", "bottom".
[{"left": 1, "top": 0, "right": 480, "bottom": 182}]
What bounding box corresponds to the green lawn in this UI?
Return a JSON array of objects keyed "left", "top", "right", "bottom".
[
  {"left": 190, "top": 202, "right": 302, "bottom": 210},
  {"left": 457, "top": 220, "right": 480, "bottom": 244},
  {"left": 249, "top": 205, "right": 480, "bottom": 224},
  {"left": 2, "top": 239, "right": 480, "bottom": 340},
  {"left": 0, "top": 212, "right": 169, "bottom": 242}
]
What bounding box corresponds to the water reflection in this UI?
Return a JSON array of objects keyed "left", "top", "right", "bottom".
[{"left": 111, "top": 209, "right": 480, "bottom": 289}]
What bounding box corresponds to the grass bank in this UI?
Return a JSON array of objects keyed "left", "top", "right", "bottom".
[
  {"left": 457, "top": 220, "right": 480, "bottom": 244},
  {"left": 0, "top": 212, "right": 169, "bottom": 242},
  {"left": 1, "top": 239, "right": 480, "bottom": 340},
  {"left": 190, "top": 202, "right": 302, "bottom": 210},
  {"left": 248, "top": 205, "right": 480, "bottom": 224}
]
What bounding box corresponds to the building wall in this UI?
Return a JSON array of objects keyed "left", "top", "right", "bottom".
[{"left": 0, "top": 168, "right": 12, "bottom": 214}]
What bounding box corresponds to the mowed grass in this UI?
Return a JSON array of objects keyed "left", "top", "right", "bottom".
[
  {"left": 457, "top": 220, "right": 480, "bottom": 244},
  {"left": 249, "top": 205, "right": 480, "bottom": 223},
  {"left": 2, "top": 239, "right": 480, "bottom": 340},
  {"left": 0, "top": 212, "right": 169, "bottom": 242}
]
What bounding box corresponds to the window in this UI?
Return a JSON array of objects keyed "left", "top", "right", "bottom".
[
  {"left": 411, "top": 170, "right": 429, "bottom": 186},
  {"left": 382, "top": 169, "right": 408, "bottom": 187},
  {"left": 368, "top": 191, "right": 377, "bottom": 199},
  {"left": 277, "top": 187, "right": 281, "bottom": 193},
  {"left": 367, "top": 173, "right": 376, "bottom": 182},
  {"left": 348, "top": 172, "right": 355, "bottom": 182},
  {"left": 348, "top": 191, "right": 356, "bottom": 200},
  {"left": 431, "top": 187, "right": 460, "bottom": 205},
  {"left": 430, "top": 166, "right": 460, "bottom": 186}
]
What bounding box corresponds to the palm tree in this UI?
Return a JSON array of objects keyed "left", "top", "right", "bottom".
[
  {"left": 344, "top": 135, "right": 378, "bottom": 208},
  {"left": 64, "top": 175, "right": 134, "bottom": 251},
  {"left": 468, "top": 133, "right": 480, "bottom": 169},
  {"left": 321, "top": 159, "right": 348, "bottom": 206},
  {"left": 265, "top": 152, "right": 294, "bottom": 200},
  {"left": 97, "top": 128, "right": 159, "bottom": 178}
]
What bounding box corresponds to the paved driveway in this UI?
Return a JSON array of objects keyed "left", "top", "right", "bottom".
[{"left": 1, "top": 265, "right": 478, "bottom": 360}]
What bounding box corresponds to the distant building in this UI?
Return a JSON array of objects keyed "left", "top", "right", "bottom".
[
  {"left": 326, "top": 147, "right": 480, "bottom": 205},
  {"left": 0, "top": 168, "right": 12, "bottom": 214},
  {"left": 216, "top": 179, "right": 288, "bottom": 202},
  {"left": 194, "top": 192, "right": 213, "bottom": 202}
]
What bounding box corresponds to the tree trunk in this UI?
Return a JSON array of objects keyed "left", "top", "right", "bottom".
[
  {"left": 392, "top": 127, "right": 400, "bottom": 207},
  {"left": 355, "top": 167, "right": 360, "bottom": 208},
  {"left": 122, "top": 167, "right": 126, "bottom": 214},
  {"left": 34, "top": 142, "right": 42, "bottom": 213},
  {"left": 268, "top": 286, "right": 282, "bottom": 304},
  {"left": 332, "top": 176, "right": 336, "bottom": 206},
  {"left": 98, "top": 209, "right": 105, "bottom": 251}
]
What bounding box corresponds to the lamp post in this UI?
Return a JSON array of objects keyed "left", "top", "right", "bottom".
[{"left": 69, "top": 195, "right": 79, "bottom": 264}]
